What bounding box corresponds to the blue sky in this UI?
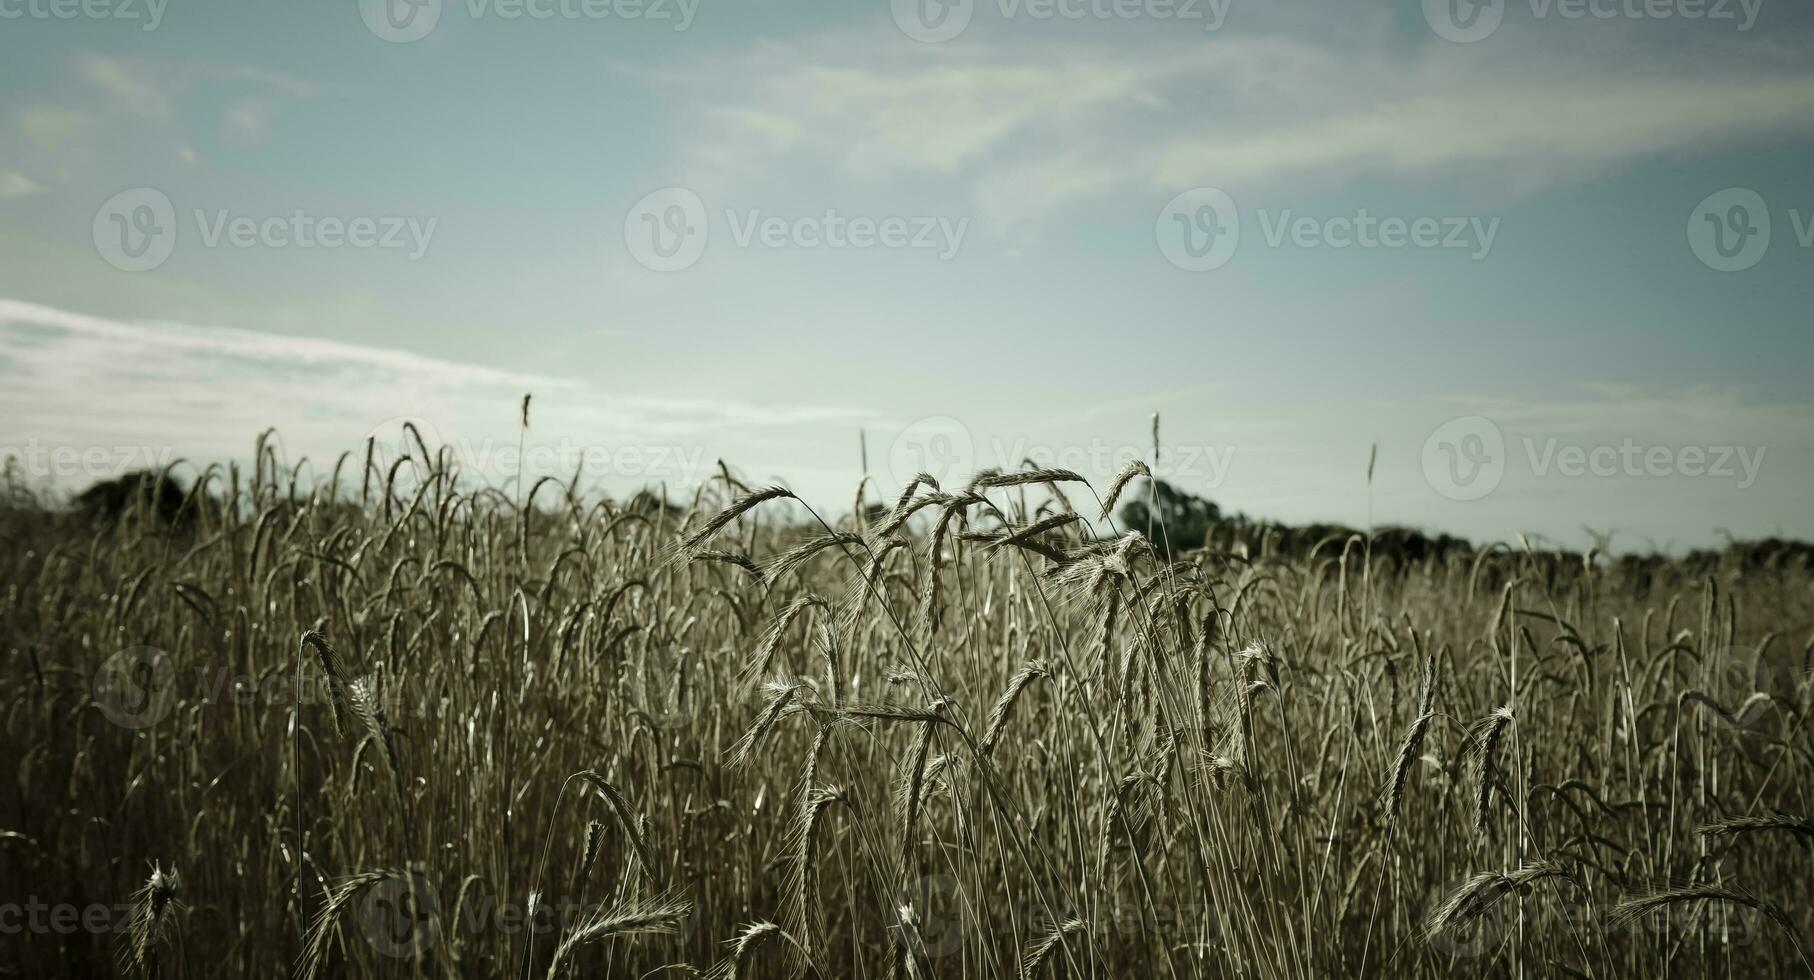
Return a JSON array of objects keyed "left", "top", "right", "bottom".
[{"left": 1, "top": 0, "right": 1811, "bottom": 549}]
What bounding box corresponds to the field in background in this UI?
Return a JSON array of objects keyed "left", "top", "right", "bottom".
[{"left": 2, "top": 430, "right": 1811, "bottom": 979}]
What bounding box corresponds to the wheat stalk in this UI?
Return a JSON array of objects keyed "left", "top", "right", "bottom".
[
  {"left": 543, "top": 893, "right": 692, "bottom": 979},
  {"left": 981, "top": 660, "right": 1050, "bottom": 757},
  {"left": 121, "top": 864, "right": 181, "bottom": 979},
  {"left": 682, "top": 485, "right": 797, "bottom": 551},
  {"left": 1383, "top": 653, "right": 1438, "bottom": 822},
  {"left": 1426, "top": 861, "right": 1572, "bottom": 943}
]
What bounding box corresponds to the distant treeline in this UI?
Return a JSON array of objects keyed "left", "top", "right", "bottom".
[
  {"left": 1117, "top": 477, "right": 1814, "bottom": 575},
  {"left": 22, "top": 468, "right": 1814, "bottom": 578}
]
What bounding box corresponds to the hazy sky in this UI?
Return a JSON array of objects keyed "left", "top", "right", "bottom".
[{"left": 1, "top": 0, "right": 1810, "bottom": 550}]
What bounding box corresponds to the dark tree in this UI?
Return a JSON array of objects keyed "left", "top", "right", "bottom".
[
  {"left": 74, "top": 470, "right": 189, "bottom": 528},
  {"left": 1116, "top": 478, "right": 1220, "bottom": 556}
]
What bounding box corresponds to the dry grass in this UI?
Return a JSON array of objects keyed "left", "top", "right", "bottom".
[{"left": 2, "top": 429, "right": 1812, "bottom": 979}]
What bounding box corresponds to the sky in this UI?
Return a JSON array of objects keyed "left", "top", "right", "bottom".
[{"left": 1, "top": 0, "right": 1811, "bottom": 551}]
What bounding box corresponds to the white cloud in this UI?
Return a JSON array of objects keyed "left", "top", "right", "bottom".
[
  {"left": 0, "top": 172, "right": 42, "bottom": 199},
  {"left": 1150, "top": 75, "right": 1814, "bottom": 189},
  {"left": 0, "top": 299, "right": 878, "bottom": 493},
  {"left": 2, "top": 300, "right": 1806, "bottom": 548},
  {"left": 221, "top": 98, "right": 273, "bottom": 143},
  {"left": 15, "top": 106, "right": 94, "bottom": 155},
  {"left": 74, "top": 51, "right": 174, "bottom": 119},
  {"left": 644, "top": 26, "right": 1814, "bottom": 233},
  {"left": 9, "top": 53, "right": 316, "bottom": 174},
  {"left": 1032, "top": 384, "right": 1814, "bottom": 551}
]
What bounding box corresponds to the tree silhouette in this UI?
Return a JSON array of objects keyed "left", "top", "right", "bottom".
[{"left": 1116, "top": 478, "right": 1220, "bottom": 556}]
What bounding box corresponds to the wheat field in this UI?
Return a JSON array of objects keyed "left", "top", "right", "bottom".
[{"left": 2, "top": 425, "right": 1810, "bottom": 979}]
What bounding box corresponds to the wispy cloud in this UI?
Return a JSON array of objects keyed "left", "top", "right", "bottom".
[
  {"left": 0, "top": 171, "right": 41, "bottom": 199},
  {"left": 14, "top": 105, "right": 93, "bottom": 156},
  {"left": 0, "top": 299, "right": 877, "bottom": 491},
  {"left": 5, "top": 52, "right": 318, "bottom": 176},
  {"left": 74, "top": 51, "right": 175, "bottom": 119},
  {"left": 1151, "top": 74, "right": 1814, "bottom": 191},
  {"left": 644, "top": 24, "right": 1814, "bottom": 233},
  {"left": 3, "top": 298, "right": 1807, "bottom": 548}
]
